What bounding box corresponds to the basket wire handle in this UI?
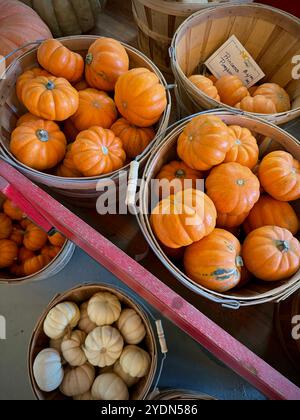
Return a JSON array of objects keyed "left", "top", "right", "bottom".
[{"left": 0, "top": 40, "right": 44, "bottom": 66}]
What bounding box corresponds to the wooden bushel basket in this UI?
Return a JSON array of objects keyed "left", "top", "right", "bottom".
[
  {"left": 0, "top": 36, "right": 171, "bottom": 206},
  {"left": 171, "top": 3, "right": 300, "bottom": 125},
  {"left": 28, "top": 284, "right": 160, "bottom": 400},
  {"left": 137, "top": 110, "right": 300, "bottom": 309},
  {"left": 132, "top": 0, "right": 253, "bottom": 74}
]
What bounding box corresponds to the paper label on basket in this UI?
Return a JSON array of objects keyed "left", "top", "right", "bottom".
[{"left": 205, "top": 35, "right": 265, "bottom": 88}]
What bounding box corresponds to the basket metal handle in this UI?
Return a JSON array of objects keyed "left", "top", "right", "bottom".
[{"left": 0, "top": 40, "right": 44, "bottom": 66}]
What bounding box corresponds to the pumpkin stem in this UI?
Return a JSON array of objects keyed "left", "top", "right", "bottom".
[
  {"left": 86, "top": 53, "right": 93, "bottom": 65},
  {"left": 276, "top": 240, "right": 290, "bottom": 253},
  {"left": 45, "top": 81, "right": 55, "bottom": 90},
  {"left": 36, "top": 130, "right": 49, "bottom": 142},
  {"left": 175, "top": 169, "right": 186, "bottom": 178},
  {"left": 236, "top": 179, "right": 245, "bottom": 186},
  {"left": 235, "top": 139, "right": 242, "bottom": 145},
  {"left": 236, "top": 256, "right": 244, "bottom": 267},
  {"left": 102, "top": 146, "right": 109, "bottom": 155}
]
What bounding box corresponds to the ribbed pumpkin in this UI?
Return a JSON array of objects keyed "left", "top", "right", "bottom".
[
  {"left": 71, "top": 89, "right": 117, "bottom": 131},
  {"left": 23, "top": 255, "right": 51, "bottom": 276},
  {"left": 18, "top": 247, "right": 36, "bottom": 263},
  {"left": 156, "top": 160, "right": 203, "bottom": 198},
  {"left": 9, "top": 228, "right": 24, "bottom": 246},
  {"left": 224, "top": 126, "right": 259, "bottom": 170},
  {"left": 111, "top": 118, "right": 155, "bottom": 159},
  {"left": 56, "top": 144, "right": 82, "bottom": 178},
  {"left": 206, "top": 163, "right": 260, "bottom": 216},
  {"left": 16, "top": 68, "right": 50, "bottom": 104},
  {"left": 63, "top": 119, "right": 79, "bottom": 144},
  {"left": 184, "top": 229, "right": 243, "bottom": 292},
  {"left": 24, "top": 223, "right": 48, "bottom": 251},
  {"left": 37, "top": 39, "right": 84, "bottom": 83},
  {"left": 16, "top": 113, "right": 41, "bottom": 127},
  {"left": 72, "top": 127, "right": 126, "bottom": 177},
  {"left": 10, "top": 120, "right": 67, "bottom": 171},
  {"left": 188, "top": 75, "right": 220, "bottom": 101},
  {"left": 0, "top": 213, "right": 12, "bottom": 239},
  {"left": 177, "top": 115, "right": 233, "bottom": 171},
  {"left": 115, "top": 68, "right": 167, "bottom": 127},
  {"left": 215, "top": 75, "right": 249, "bottom": 107},
  {"left": 235, "top": 95, "right": 277, "bottom": 114},
  {"left": 243, "top": 226, "right": 300, "bottom": 282},
  {"left": 244, "top": 195, "right": 299, "bottom": 235},
  {"left": 41, "top": 245, "right": 61, "bottom": 259},
  {"left": 0, "top": 239, "right": 18, "bottom": 269},
  {"left": 48, "top": 232, "right": 65, "bottom": 247},
  {"left": 3, "top": 200, "right": 25, "bottom": 221},
  {"left": 258, "top": 151, "right": 300, "bottom": 202},
  {"left": 74, "top": 80, "right": 90, "bottom": 91},
  {"left": 85, "top": 38, "right": 129, "bottom": 91},
  {"left": 253, "top": 83, "right": 291, "bottom": 113},
  {"left": 22, "top": 76, "right": 79, "bottom": 121},
  {"left": 217, "top": 212, "right": 249, "bottom": 229},
  {"left": 150, "top": 189, "right": 217, "bottom": 249}
]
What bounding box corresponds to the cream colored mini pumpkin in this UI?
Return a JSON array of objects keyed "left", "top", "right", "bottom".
[
  {"left": 113, "top": 360, "right": 139, "bottom": 388},
  {"left": 92, "top": 373, "right": 129, "bottom": 401},
  {"left": 43, "top": 302, "right": 80, "bottom": 340},
  {"left": 60, "top": 363, "right": 95, "bottom": 397},
  {"left": 88, "top": 292, "right": 122, "bottom": 326},
  {"left": 84, "top": 326, "right": 124, "bottom": 367},
  {"left": 117, "top": 309, "right": 146, "bottom": 345},
  {"left": 73, "top": 391, "right": 94, "bottom": 401},
  {"left": 78, "top": 301, "right": 97, "bottom": 334},
  {"left": 61, "top": 330, "right": 87, "bottom": 367},
  {"left": 120, "top": 346, "right": 151, "bottom": 378},
  {"left": 33, "top": 349, "right": 64, "bottom": 392}
]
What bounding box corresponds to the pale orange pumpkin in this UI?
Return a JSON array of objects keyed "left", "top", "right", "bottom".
[
  {"left": 215, "top": 75, "right": 249, "bottom": 106},
  {"left": 110, "top": 118, "right": 155, "bottom": 159},
  {"left": 16, "top": 67, "right": 50, "bottom": 104},
  {"left": 235, "top": 95, "right": 277, "bottom": 114},
  {"left": 177, "top": 115, "right": 233, "bottom": 171},
  {"left": 188, "top": 75, "right": 220, "bottom": 101},
  {"left": 71, "top": 89, "right": 117, "bottom": 131},
  {"left": 254, "top": 83, "right": 291, "bottom": 113},
  {"left": 224, "top": 125, "right": 259, "bottom": 170},
  {"left": 150, "top": 189, "right": 217, "bottom": 249}
]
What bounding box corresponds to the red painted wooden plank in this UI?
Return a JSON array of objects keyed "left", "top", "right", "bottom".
[{"left": 0, "top": 159, "right": 299, "bottom": 400}]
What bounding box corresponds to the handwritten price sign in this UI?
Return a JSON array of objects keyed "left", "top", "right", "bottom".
[{"left": 205, "top": 35, "right": 265, "bottom": 88}]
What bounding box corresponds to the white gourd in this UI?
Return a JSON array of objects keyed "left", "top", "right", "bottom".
[
  {"left": 73, "top": 391, "right": 94, "bottom": 401},
  {"left": 78, "top": 301, "right": 97, "bottom": 334},
  {"left": 92, "top": 373, "right": 129, "bottom": 401},
  {"left": 87, "top": 292, "right": 121, "bottom": 326},
  {"left": 43, "top": 302, "right": 80, "bottom": 340},
  {"left": 33, "top": 349, "right": 64, "bottom": 392},
  {"left": 117, "top": 309, "right": 146, "bottom": 345},
  {"left": 113, "top": 361, "right": 139, "bottom": 388},
  {"left": 60, "top": 363, "right": 95, "bottom": 397},
  {"left": 120, "top": 346, "right": 151, "bottom": 378},
  {"left": 61, "top": 330, "right": 87, "bottom": 367},
  {"left": 84, "top": 326, "right": 124, "bottom": 367}
]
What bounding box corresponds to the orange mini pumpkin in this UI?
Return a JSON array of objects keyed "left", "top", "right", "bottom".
[
  {"left": 72, "top": 127, "right": 126, "bottom": 177},
  {"left": 85, "top": 38, "right": 129, "bottom": 91},
  {"left": 206, "top": 162, "right": 260, "bottom": 216},
  {"left": 18, "top": 247, "right": 36, "bottom": 263},
  {"left": 224, "top": 125, "right": 259, "bottom": 170},
  {"left": 9, "top": 227, "right": 24, "bottom": 246},
  {"left": 111, "top": 118, "right": 155, "bottom": 159},
  {"left": 235, "top": 95, "right": 277, "bottom": 114},
  {"left": 16, "top": 67, "right": 50, "bottom": 103},
  {"left": 3, "top": 200, "right": 25, "bottom": 221},
  {"left": 41, "top": 245, "right": 61, "bottom": 259},
  {"left": 177, "top": 115, "right": 233, "bottom": 171},
  {"left": 74, "top": 80, "right": 90, "bottom": 91},
  {"left": 184, "top": 229, "right": 243, "bottom": 292},
  {"left": 71, "top": 89, "right": 117, "bottom": 131},
  {"left": 254, "top": 83, "right": 291, "bottom": 113},
  {"left": 23, "top": 255, "right": 51, "bottom": 276},
  {"left": 217, "top": 212, "right": 249, "bottom": 229},
  {"left": 48, "top": 232, "right": 65, "bottom": 247},
  {"left": 16, "top": 113, "right": 41, "bottom": 127},
  {"left": 22, "top": 76, "right": 79, "bottom": 121},
  {"left": 10, "top": 119, "right": 67, "bottom": 171},
  {"left": 115, "top": 68, "right": 167, "bottom": 127},
  {"left": 150, "top": 189, "right": 217, "bottom": 249},
  {"left": 56, "top": 144, "right": 82, "bottom": 178},
  {"left": 215, "top": 75, "right": 249, "bottom": 106},
  {"left": 258, "top": 151, "right": 300, "bottom": 202},
  {"left": 243, "top": 226, "right": 300, "bottom": 282},
  {"left": 63, "top": 119, "right": 79, "bottom": 144},
  {"left": 243, "top": 195, "right": 299, "bottom": 235},
  {"left": 0, "top": 239, "right": 18, "bottom": 269},
  {"left": 0, "top": 213, "right": 12, "bottom": 239},
  {"left": 23, "top": 223, "right": 48, "bottom": 251},
  {"left": 37, "top": 39, "right": 84, "bottom": 83},
  {"left": 188, "top": 75, "right": 220, "bottom": 101}
]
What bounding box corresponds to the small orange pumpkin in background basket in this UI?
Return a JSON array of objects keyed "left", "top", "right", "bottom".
[
  {"left": 235, "top": 95, "right": 277, "bottom": 114},
  {"left": 188, "top": 75, "right": 220, "bottom": 101},
  {"left": 215, "top": 75, "right": 249, "bottom": 107},
  {"left": 253, "top": 83, "right": 291, "bottom": 113}
]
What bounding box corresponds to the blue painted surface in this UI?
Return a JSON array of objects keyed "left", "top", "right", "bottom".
[{"left": 0, "top": 247, "right": 266, "bottom": 400}]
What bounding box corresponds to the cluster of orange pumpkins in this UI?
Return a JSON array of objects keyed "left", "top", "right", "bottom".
[
  {"left": 0, "top": 199, "right": 65, "bottom": 278},
  {"left": 150, "top": 114, "right": 300, "bottom": 293},
  {"left": 189, "top": 74, "right": 291, "bottom": 115},
  {"left": 10, "top": 38, "right": 168, "bottom": 177}
]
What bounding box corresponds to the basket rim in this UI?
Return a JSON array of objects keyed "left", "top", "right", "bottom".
[
  {"left": 0, "top": 35, "right": 171, "bottom": 184},
  {"left": 138, "top": 110, "right": 300, "bottom": 306}
]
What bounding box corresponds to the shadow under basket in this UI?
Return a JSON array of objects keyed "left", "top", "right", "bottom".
[
  {"left": 138, "top": 110, "right": 300, "bottom": 309},
  {"left": 171, "top": 3, "right": 300, "bottom": 125},
  {"left": 0, "top": 35, "right": 171, "bottom": 207},
  {"left": 28, "top": 284, "right": 159, "bottom": 400}
]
